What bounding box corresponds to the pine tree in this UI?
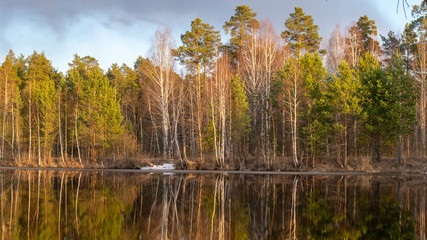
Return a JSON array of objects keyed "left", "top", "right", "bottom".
[
  {"left": 25, "top": 52, "right": 58, "bottom": 165},
  {"left": 401, "top": 23, "right": 418, "bottom": 73},
  {"left": 223, "top": 5, "right": 259, "bottom": 53},
  {"left": 231, "top": 75, "right": 250, "bottom": 161},
  {"left": 410, "top": 2, "right": 426, "bottom": 38},
  {"left": 330, "top": 61, "right": 361, "bottom": 167},
  {"left": 359, "top": 52, "right": 390, "bottom": 162},
  {"left": 0, "top": 50, "right": 23, "bottom": 161},
  {"left": 175, "top": 18, "right": 221, "bottom": 163},
  {"left": 67, "top": 55, "right": 123, "bottom": 162},
  {"left": 281, "top": 7, "right": 322, "bottom": 57},
  {"left": 107, "top": 62, "right": 138, "bottom": 142},
  {"left": 381, "top": 31, "right": 403, "bottom": 64},
  {"left": 387, "top": 53, "right": 417, "bottom": 163},
  {"left": 357, "top": 15, "right": 379, "bottom": 53},
  {"left": 300, "top": 53, "right": 331, "bottom": 164}
]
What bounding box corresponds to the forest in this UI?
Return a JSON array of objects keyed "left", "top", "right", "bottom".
[{"left": 0, "top": 2, "right": 425, "bottom": 170}]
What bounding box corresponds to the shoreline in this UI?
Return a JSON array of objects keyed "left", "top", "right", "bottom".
[{"left": 0, "top": 166, "right": 424, "bottom": 176}]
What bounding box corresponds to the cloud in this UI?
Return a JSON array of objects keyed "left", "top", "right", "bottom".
[{"left": 0, "top": 0, "right": 416, "bottom": 72}]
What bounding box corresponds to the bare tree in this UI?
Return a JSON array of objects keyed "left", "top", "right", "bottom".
[
  {"left": 145, "top": 28, "right": 175, "bottom": 159},
  {"left": 414, "top": 39, "right": 427, "bottom": 157},
  {"left": 214, "top": 53, "right": 232, "bottom": 167},
  {"left": 344, "top": 23, "right": 363, "bottom": 68},
  {"left": 241, "top": 22, "right": 261, "bottom": 157},
  {"left": 259, "top": 20, "right": 282, "bottom": 167},
  {"left": 326, "top": 24, "right": 345, "bottom": 73},
  {"left": 282, "top": 57, "right": 303, "bottom": 167}
]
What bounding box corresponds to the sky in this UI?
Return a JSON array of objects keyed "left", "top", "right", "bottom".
[{"left": 0, "top": 0, "right": 421, "bottom": 73}]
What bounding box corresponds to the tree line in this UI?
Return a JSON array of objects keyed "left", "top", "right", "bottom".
[{"left": 0, "top": 3, "right": 426, "bottom": 168}]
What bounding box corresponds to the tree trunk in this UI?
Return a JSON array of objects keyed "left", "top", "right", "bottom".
[
  {"left": 197, "top": 62, "right": 203, "bottom": 164},
  {"left": 1, "top": 72, "right": 8, "bottom": 159},
  {"left": 37, "top": 105, "right": 41, "bottom": 166},
  {"left": 28, "top": 83, "right": 32, "bottom": 163},
  {"left": 75, "top": 109, "right": 82, "bottom": 165},
  {"left": 372, "top": 134, "right": 382, "bottom": 162},
  {"left": 58, "top": 96, "right": 65, "bottom": 165}
]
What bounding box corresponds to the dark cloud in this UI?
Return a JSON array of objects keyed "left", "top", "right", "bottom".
[
  {"left": 0, "top": 0, "right": 416, "bottom": 72},
  {"left": 0, "top": 0, "right": 412, "bottom": 39}
]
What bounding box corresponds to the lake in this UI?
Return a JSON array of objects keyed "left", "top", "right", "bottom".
[{"left": 0, "top": 169, "right": 425, "bottom": 239}]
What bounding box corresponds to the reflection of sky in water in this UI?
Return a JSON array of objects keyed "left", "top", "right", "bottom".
[{"left": 0, "top": 170, "right": 424, "bottom": 239}]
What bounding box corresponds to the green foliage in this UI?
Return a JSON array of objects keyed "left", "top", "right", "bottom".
[
  {"left": 330, "top": 61, "right": 361, "bottom": 118},
  {"left": 175, "top": 18, "right": 221, "bottom": 70},
  {"left": 357, "top": 15, "right": 378, "bottom": 52},
  {"left": 223, "top": 5, "right": 259, "bottom": 52},
  {"left": 358, "top": 51, "right": 416, "bottom": 145},
  {"left": 361, "top": 196, "right": 415, "bottom": 240},
  {"left": 386, "top": 52, "right": 417, "bottom": 137},
  {"left": 26, "top": 51, "right": 59, "bottom": 159},
  {"left": 230, "top": 198, "right": 250, "bottom": 240},
  {"left": 381, "top": 31, "right": 403, "bottom": 61},
  {"left": 300, "top": 53, "right": 332, "bottom": 153},
  {"left": 358, "top": 52, "right": 416, "bottom": 161},
  {"left": 411, "top": 2, "right": 427, "bottom": 38},
  {"left": 402, "top": 23, "right": 418, "bottom": 53},
  {"left": 281, "top": 7, "right": 322, "bottom": 57},
  {"left": 358, "top": 52, "right": 389, "bottom": 136},
  {"left": 107, "top": 63, "right": 138, "bottom": 100},
  {"left": 79, "top": 187, "right": 125, "bottom": 240},
  {"left": 68, "top": 55, "right": 123, "bottom": 159},
  {"left": 231, "top": 75, "right": 250, "bottom": 141},
  {"left": 0, "top": 50, "right": 23, "bottom": 149},
  {"left": 302, "top": 192, "right": 345, "bottom": 239}
]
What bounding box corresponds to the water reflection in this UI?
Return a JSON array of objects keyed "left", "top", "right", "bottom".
[{"left": 0, "top": 170, "right": 425, "bottom": 239}]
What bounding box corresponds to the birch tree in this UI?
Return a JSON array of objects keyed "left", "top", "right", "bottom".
[
  {"left": 414, "top": 39, "right": 427, "bottom": 157},
  {"left": 276, "top": 57, "right": 303, "bottom": 167},
  {"left": 145, "top": 28, "right": 175, "bottom": 159},
  {"left": 0, "top": 51, "right": 22, "bottom": 161},
  {"left": 175, "top": 18, "right": 221, "bottom": 163},
  {"left": 326, "top": 25, "right": 345, "bottom": 73}
]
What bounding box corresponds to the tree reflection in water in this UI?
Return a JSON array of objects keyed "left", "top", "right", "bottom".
[{"left": 0, "top": 170, "right": 424, "bottom": 239}]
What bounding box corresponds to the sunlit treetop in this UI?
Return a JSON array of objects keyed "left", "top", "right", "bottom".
[
  {"left": 281, "top": 7, "right": 322, "bottom": 57},
  {"left": 223, "top": 5, "right": 259, "bottom": 52}
]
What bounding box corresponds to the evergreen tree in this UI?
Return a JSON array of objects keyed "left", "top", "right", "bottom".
[
  {"left": 231, "top": 75, "right": 250, "bottom": 159},
  {"left": 386, "top": 53, "right": 417, "bottom": 163},
  {"left": 107, "top": 63, "right": 138, "bottom": 150},
  {"left": 401, "top": 23, "right": 418, "bottom": 72},
  {"left": 359, "top": 52, "right": 390, "bottom": 162},
  {"left": 223, "top": 5, "right": 259, "bottom": 53},
  {"left": 67, "top": 55, "right": 123, "bottom": 162},
  {"left": 25, "top": 52, "right": 58, "bottom": 165},
  {"left": 281, "top": 7, "right": 322, "bottom": 57},
  {"left": 107, "top": 63, "right": 137, "bottom": 101},
  {"left": 175, "top": 18, "right": 221, "bottom": 163},
  {"left": 410, "top": 2, "right": 427, "bottom": 38},
  {"left": 381, "top": 31, "right": 403, "bottom": 63},
  {"left": 0, "top": 50, "right": 23, "bottom": 161},
  {"left": 330, "top": 61, "right": 361, "bottom": 167},
  {"left": 356, "top": 15, "right": 379, "bottom": 53},
  {"left": 300, "top": 53, "right": 331, "bottom": 162}
]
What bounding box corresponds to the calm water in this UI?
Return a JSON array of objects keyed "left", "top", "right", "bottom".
[{"left": 0, "top": 170, "right": 425, "bottom": 239}]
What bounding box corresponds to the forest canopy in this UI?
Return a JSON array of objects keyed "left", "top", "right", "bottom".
[{"left": 0, "top": 2, "right": 426, "bottom": 170}]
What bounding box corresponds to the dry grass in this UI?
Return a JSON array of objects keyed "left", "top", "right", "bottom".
[
  {"left": 3, "top": 152, "right": 427, "bottom": 174},
  {"left": 359, "top": 155, "right": 373, "bottom": 172}
]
